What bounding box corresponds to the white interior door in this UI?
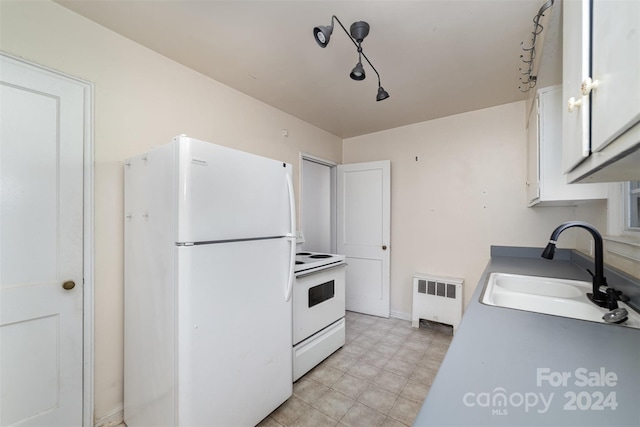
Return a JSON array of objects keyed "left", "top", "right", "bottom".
[
  {"left": 337, "top": 161, "right": 390, "bottom": 318},
  {"left": 1, "top": 55, "right": 85, "bottom": 426}
]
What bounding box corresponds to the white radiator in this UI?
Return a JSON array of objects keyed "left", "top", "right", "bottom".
[{"left": 412, "top": 274, "right": 464, "bottom": 334}]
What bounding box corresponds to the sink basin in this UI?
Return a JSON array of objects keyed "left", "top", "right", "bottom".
[{"left": 481, "top": 273, "right": 640, "bottom": 329}]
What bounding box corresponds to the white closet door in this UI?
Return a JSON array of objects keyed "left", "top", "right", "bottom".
[
  {"left": 1, "top": 55, "right": 86, "bottom": 426},
  {"left": 337, "top": 160, "right": 391, "bottom": 318}
]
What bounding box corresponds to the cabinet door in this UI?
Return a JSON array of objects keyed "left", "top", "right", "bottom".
[
  {"left": 526, "top": 98, "right": 540, "bottom": 205},
  {"left": 562, "top": 0, "right": 591, "bottom": 172},
  {"left": 539, "top": 87, "right": 608, "bottom": 202},
  {"left": 590, "top": 0, "right": 640, "bottom": 152}
]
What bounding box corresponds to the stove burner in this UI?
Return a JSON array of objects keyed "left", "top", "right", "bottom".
[{"left": 294, "top": 252, "right": 345, "bottom": 274}]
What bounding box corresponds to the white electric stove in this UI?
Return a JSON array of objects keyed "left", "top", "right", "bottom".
[{"left": 292, "top": 251, "right": 347, "bottom": 381}]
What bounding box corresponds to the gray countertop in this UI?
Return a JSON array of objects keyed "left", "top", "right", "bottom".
[{"left": 414, "top": 246, "right": 640, "bottom": 427}]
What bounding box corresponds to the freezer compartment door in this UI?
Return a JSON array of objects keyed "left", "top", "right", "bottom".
[
  {"left": 176, "top": 136, "right": 295, "bottom": 242},
  {"left": 176, "top": 238, "right": 292, "bottom": 426}
]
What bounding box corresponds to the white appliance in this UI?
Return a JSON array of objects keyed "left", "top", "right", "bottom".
[
  {"left": 124, "top": 135, "right": 296, "bottom": 427},
  {"left": 293, "top": 252, "right": 346, "bottom": 381}
]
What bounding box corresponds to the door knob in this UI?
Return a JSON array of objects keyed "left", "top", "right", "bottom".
[
  {"left": 62, "top": 280, "right": 76, "bottom": 290},
  {"left": 382, "top": 245, "right": 387, "bottom": 250}
]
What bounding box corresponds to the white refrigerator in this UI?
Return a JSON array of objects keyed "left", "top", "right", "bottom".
[{"left": 124, "top": 135, "right": 296, "bottom": 427}]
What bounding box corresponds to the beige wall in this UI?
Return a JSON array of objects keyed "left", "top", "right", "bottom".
[
  {"left": 0, "top": 1, "right": 342, "bottom": 421},
  {"left": 343, "top": 101, "right": 585, "bottom": 316}
]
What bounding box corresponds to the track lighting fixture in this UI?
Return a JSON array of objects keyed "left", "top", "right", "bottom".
[{"left": 313, "top": 15, "right": 390, "bottom": 102}]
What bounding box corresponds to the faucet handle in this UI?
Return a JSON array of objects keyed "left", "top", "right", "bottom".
[
  {"left": 605, "top": 288, "right": 620, "bottom": 310},
  {"left": 586, "top": 268, "right": 595, "bottom": 278},
  {"left": 605, "top": 287, "right": 629, "bottom": 309},
  {"left": 610, "top": 288, "right": 629, "bottom": 302}
]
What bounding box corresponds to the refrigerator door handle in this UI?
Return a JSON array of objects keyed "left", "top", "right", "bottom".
[
  {"left": 285, "top": 236, "right": 295, "bottom": 301},
  {"left": 285, "top": 171, "right": 296, "bottom": 302},
  {"left": 285, "top": 171, "right": 296, "bottom": 237}
]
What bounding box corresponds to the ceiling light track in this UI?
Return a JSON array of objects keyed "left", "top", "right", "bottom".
[{"left": 314, "top": 15, "right": 389, "bottom": 102}]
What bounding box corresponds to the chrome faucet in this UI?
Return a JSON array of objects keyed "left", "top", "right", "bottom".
[{"left": 541, "top": 221, "right": 609, "bottom": 308}]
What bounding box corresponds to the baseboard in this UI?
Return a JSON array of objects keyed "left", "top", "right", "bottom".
[
  {"left": 390, "top": 310, "right": 411, "bottom": 321},
  {"left": 94, "top": 403, "right": 123, "bottom": 427}
]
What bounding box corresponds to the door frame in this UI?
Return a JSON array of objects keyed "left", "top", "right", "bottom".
[
  {"left": 299, "top": 153, "right": 338, "bottom": 253},
  {"left": 2, "top": 52, "right": 95, "bottom": 426}
]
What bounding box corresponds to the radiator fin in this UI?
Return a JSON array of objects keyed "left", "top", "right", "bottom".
[
  {"left": 418, "top": 279, "right": 426, "bottom": 294},
  {"left": 447, "top": 283, "right": 456, "bottom": 299}
]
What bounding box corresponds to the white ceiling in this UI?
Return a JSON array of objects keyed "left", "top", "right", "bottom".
[{"left": 55, "top": 0, "right": 562, "bottom": 138}]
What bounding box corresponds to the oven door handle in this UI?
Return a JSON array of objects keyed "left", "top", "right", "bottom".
[{"left": 295, "top": 262, "right": 347, "bottom": 279}]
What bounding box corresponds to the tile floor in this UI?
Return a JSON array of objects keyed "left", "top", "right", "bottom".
[
  {"left": 258, "top": 311, "right": 453, "bottom": 427},
  {"left": 116, "top": 311, "right": 453, "bottom": 427}
]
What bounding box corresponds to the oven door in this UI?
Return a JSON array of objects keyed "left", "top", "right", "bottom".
[{"left": 293, "top": 264, "right": 346, "bottom": 345}]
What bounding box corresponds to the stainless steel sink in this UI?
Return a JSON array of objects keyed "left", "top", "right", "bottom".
[{"left": 481, "top": 273, "right": 640, "bottom": 329}]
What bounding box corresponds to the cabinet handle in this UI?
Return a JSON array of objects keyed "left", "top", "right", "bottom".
[
  {"left": 581, "top": 77, "right": 599, "bottom": 96},
  {"left": 567, "top": 97, "right": 582, "bottom": 113}
]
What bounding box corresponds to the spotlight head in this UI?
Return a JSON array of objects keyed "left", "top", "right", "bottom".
[
  {"left": 350, "top": 62, "right": 366, "bottom": 80},
  {"left": 350, "top": 21, "right": 370, "bottom": 43},
  {"left": 376, "top": 86, "right": 390, "bottom": 101},
  {"left": 313, "top": 25, "right": 333, "bottom": 48}
]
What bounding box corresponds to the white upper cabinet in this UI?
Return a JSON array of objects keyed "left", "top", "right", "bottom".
[
  {"left": 528, "top": 86, "right": 607, "bottom": 206},
  {"left": 590, "top": 0, "right": 640, "bottom": 152},
  {"left": 562, "top": 0, "right": 591, "bottom": 173},
  {"left": 526, "top": 94, "right": 540, "bottom": 204},
  {"left": 562, "top": 0, "right": 640, "bottom": 182}
]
